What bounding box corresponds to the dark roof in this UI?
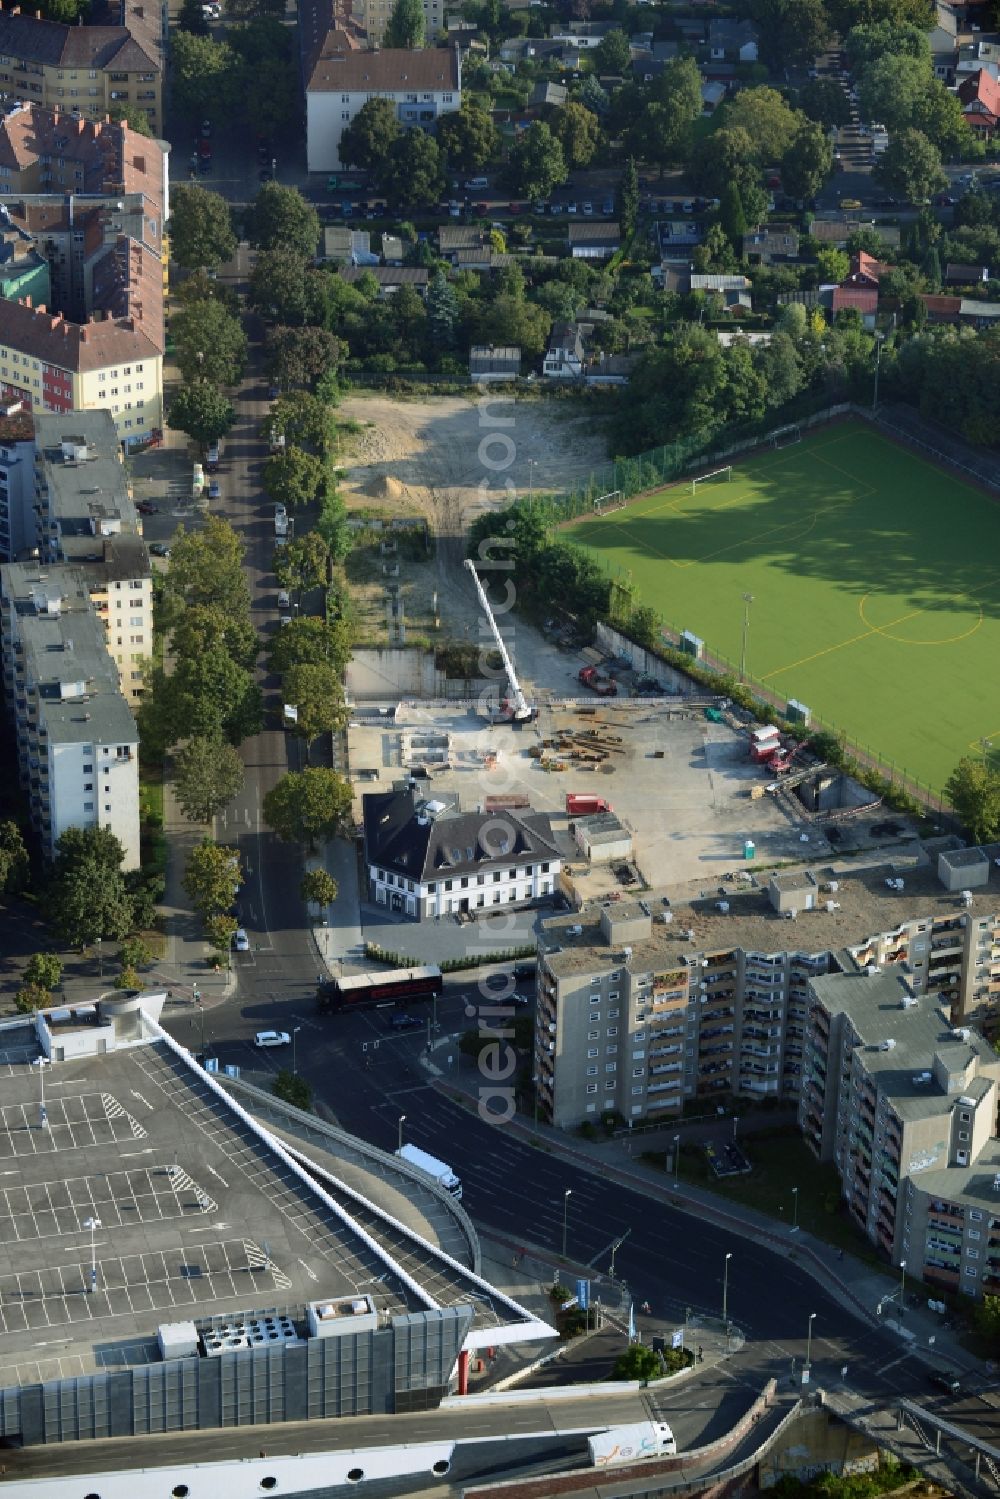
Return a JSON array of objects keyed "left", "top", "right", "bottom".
[
  {"left": 363, "top": 788, "right": 557, "bottom": 882},
  {"left": 338, "top": 266, "right": 429, "bottom": 286},
  {"left": 945, "top": 261, "right": 988, "bottom": 281},
  {"left": 102, "top": 533, "right": 149, "bottom": 580},
  {"left": 567, "top": 221, "right": 621, "bottom": 243},
  {"left": 0, "top": 11, "right": 158, "bottom": 69}
]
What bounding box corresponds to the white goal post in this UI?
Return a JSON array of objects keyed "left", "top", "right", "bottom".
[
  {"left": 691, "top": 466, "right": 732, "bottom": 495},
  {"left": 593, "top": 489, "right": 625, "bottom": 513},
  {"left": 768, "top": 423, "right": 802, "bottom": 448}
]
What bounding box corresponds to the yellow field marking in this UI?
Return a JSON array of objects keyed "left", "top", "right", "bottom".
[
  {"left": 761, "top": 604, "right": 926, "bottom": 682},
  {"left": 858, "top": 593, "right": 984, "bottom": 646},
  {"left": 967, "top": 730, "right": 1000, "bottom": 753}
]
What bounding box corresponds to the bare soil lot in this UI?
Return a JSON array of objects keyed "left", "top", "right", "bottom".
[{"left": 336, "top": 394, "right": 607, "bottom": 644}]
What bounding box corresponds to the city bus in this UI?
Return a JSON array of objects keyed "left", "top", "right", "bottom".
[{"left": 317, "top": 964, "right": 443, "bottom": 1013}]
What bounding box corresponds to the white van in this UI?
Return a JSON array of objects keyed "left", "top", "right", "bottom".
[
  {"left": 192, "top": 462, "right": 205, "bottom": 496},
  {"left": 465, "top": 176, "right": 488, "bottom": 190},
  {"left": 254, "top": 1030, "right": 291, "bottom": 1048}
]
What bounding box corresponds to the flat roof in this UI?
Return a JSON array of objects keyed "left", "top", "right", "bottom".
[
  {"left": 539, "top": 858, "right": 1000, "bottom": 979},
  {"left": 0, "top": 1021, "right": 542, "bottom": 1393}
]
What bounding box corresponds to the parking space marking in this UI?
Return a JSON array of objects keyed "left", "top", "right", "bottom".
[
  {"left": 0, "top": 1092, "right": 146, "bottom": 1159},
  {"left": 0, "top": 1163, "right": 217, "bottom": 1244}
]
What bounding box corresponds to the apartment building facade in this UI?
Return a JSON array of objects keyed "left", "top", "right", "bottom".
[
  {"left": 0, "top": 560, "right": 140, "bottom": 866},
  {"left": 536, "top": 858, "right": 1000, "bottom": 1130},
  {"left": 302, "top": 15, "right": 460, "bottom": 172},
  {"left": 32, "top": 411, "right": 152, "bottom": 701},
  {"left": 0, "top": 107, "right": 166, "bottom": 445},
  {"left": 0, "top": 401, "right": 35, "bottom": 559},
  {"left": 800, "top": 967, "right": 1000, "bottom": 1299},
  {"left": 0, "top": 5, "right": 163, "bottom": 135}
]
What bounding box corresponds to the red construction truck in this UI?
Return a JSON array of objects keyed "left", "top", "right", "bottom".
[
  {"left": 566, "top": 794, "right": 613, "bottom": 816},
  {"left": 750, "top": 725, "right": 781, "bottom": 763},
  {"left": 579, "top": 665, "right": 617, "bottom": 696}
]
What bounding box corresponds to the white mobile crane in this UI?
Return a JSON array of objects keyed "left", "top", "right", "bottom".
[{"left": 463, "top": 559, "right": 535, "bottom": 722}]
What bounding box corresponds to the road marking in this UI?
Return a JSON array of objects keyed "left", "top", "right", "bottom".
[
  {"left": 119, "top": 1149, "right": 154, "bottom": 1158},
  {"left": 129, "top": 1091, "right": 154, "bottom": 1111},
  {"left": 298, "top": 1258, "right": 319, "bottom": 1282},
  {"left": 205, "top": 1164, "right": 229, "bottom": 1187},
  {"left": 876, "top": 1353, "right": 913, "bottom": 1377}
]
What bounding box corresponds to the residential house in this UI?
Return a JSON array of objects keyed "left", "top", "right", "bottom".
[
  {"left": 381, "top": 233, "right": 406, "bottom": 265},
  {"left": 743, "top": 224, "right": 800, "bottom": 264},
  {"left": 830, "top": 250, "right": 890, "bottom": 329},
  {"left": 498, "top": 37, "right": 565, "bottom": 64},
  {"left": 320, "top": 226, "right": 378, "bottom": 263},
  {"left": 930, "top": 3, "right": 960, "bottom": 80},
  {"left": 631, "top": 40, "right": 678, "bottom": 83},
  {"left": 0, "top": 5, "right": 163, "bottom": 135},
  {"left": 543, "top": 321, "right": 584, "bottom": 379},
  {"left": 690, "top": 273, "right": 752, "bottom": 311},
  {"left": 347, "top": 0, "right": 446, "bottom": 49},
  {"left": 920, "top": 293, "right": 962, "bottom": 324},
  {"left": 568, "top": 221, "right": 621, "bottom": 259},
  {"left": 301, "top": 16, "right": 461, "bottom": 173},
  {"left": 658, "top": 218, "right": 703, "bottom": 251},
  {"left": 438, "top": 224, "right": 487, "bottom": 261},
  {"left": 707, "top": 18, "right": 758, "bottom": 62},
  {"left": 528, "top": 80, "right": 567, "bottom": 109},
  {"left": 584, "top": 351, "right": 637, "bottom": 386},
  {"left": 547, "top": 21, "right": 610, "bottom": 47},
  {"left": 945, "top": 261, "right": 989, "bottom": 285},
  {"left": 454, "top": 247, "right": 513, "bottom": 272},
  {"left": 810, "top": 216, "right": 901, "bottom": 251},
  {"left": 959, "top": 69, "right": 1000, "bottom": 135},
  {"left": 700, "top": 80, "right": 726, "bottom": 113},
  {"left": 363, "top": 785, "right": 559, "bottom": 918},
  {"left": 0, "top": 106, "right": 166, "bottom": 447},
  {"left": 338, "top": 265, "right": 429, "bottom": 297},
  {"left": 959, "top": 297, "right": 1000, "bottom": 326},
  {"left": 469, "top": 345, "right": 520, "bottom": 382}
]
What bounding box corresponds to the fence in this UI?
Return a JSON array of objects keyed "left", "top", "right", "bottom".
[{"left": 871, "top": 402, "right": 1000, "bottom": 494}]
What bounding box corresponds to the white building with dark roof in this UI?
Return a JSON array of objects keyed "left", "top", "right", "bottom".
[{"left": 363, "top": 785, "right": 560, "bottom": 918}]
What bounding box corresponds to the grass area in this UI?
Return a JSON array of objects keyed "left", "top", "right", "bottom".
[
  {"left": 565, "top": 420, "right": 1000, "bottom": 793},
  {"left": 649, "top": 1125, "right": 884, "bottom": 1267}
]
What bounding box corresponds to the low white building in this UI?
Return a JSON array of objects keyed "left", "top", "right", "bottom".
[
  {"left": 304, "top": 29, "right": 461, "bottom": 173},
  {"left": 363, "top": 787, "right": 559, "bottom": 919},
  {"left": 543, "top": 321, "right": 584, "bottom": 379}
]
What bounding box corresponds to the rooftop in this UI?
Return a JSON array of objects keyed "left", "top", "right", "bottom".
[{"left": 307, "top": 34, "right": 460, "bottom": 93}]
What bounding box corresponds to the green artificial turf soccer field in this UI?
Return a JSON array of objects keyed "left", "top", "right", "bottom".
[{"left": 565, "top": 420, "right": 1000, "bottom": 793}]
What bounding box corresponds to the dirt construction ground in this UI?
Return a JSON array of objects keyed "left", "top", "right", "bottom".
[{"left": 336, "top": 393, "right": 608, "bottom": 646}]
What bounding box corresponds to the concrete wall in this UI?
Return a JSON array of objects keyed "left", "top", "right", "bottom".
[
  {"left": 346, "top": 649, "right": 491, "bottom": 702},
  {"left": 595, "top": 622, "right": 693, "bottom": 692}
]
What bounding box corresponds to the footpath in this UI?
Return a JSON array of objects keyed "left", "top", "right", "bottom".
[{"left": 423, "top": 1038, "right": 991, "bottom": 1385}]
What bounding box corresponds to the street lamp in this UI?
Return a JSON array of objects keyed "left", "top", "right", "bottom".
[
  {"left": 292, "top": 1026, "right": 301, "bottom": 1076},
  {"left": 791, "top": 1185, "right": 799, "bottom": 1233},
  {"left": 35, "top": 1056, "right": 50, "bottom": 1129},
  {"left": 722, "top": 1251, "right": 732, "bottom": 1325},
  {"left": 900, "top": 1258, "right": 906, "bottom": 1316},
  {"left": 673, "top": 1133, "right": 681, "bottom": 1187},
  {"left": 532, "top": 1074, "right": 539, "bottom": 1128},
  {"left": 562, "top": 1188, "right": 572, "bottom": 1259},
  {"left": 398, "top": 1113, "right": 406, "bottom": 1151},
  {"left": 805, "top": 1311, "right": 817, "bottom": 1374},
  {"left": 739, "top": 592, "right": 754, "bottom": 681},
  {"left": 872, "top": 332, "right": 885, "bottom": 412},
  {"left": 95, "top": 937, "right": 103, "bottom": 979},
  {"left": 84, "top": 1216, "right": 102, "bottom": 1293}
]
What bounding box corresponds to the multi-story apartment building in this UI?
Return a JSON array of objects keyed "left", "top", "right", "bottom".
[
  {"left": 0, "top": 560, "right": 140, "bottom": 866},
  {"left": 362, "top": 786, "right": 559, "bottom": 919},
  {"left": 301, "top": 4, "right": 461, "bottom": 173},
  {"left": 0, "top": 106, "right": 166, "bottom": 446},
  {"left": 0, "top": 399, "right": 36, "bottom": 559},
  {"left": 535, "top": 857, "right": 1000, "bottom": 1130},
  {"left": 32, "top": 410, "right": 152, "bottom": 700},
  {"left": 800, "top": 966, "right": 1000, "bottom": 1300},
  {"left": 0, "top": 4, "right": 163, "bottom": 134}
]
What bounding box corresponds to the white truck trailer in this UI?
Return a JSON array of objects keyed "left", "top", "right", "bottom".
[
  {"left": 395, "top": 1144, "right": 463, "bottom": 1200},
  {"left": 588, "top": 1421, "right": 677, "bottom": 1468}
]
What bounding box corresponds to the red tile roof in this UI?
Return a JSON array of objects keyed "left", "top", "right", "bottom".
[
  {"left": 959, "top": 69, "right": 1000, "bottom": 123},
  {"left": 831, "top": 286, "right": 878, "bottom": 315}
]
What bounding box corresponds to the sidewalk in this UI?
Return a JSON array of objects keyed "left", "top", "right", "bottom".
[{"left": 424, "top": 1042, "right": 985, "bottom": 1382}]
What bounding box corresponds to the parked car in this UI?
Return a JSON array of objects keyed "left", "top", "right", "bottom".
[
  {"left": 208, "top": 479, "right": 221, "bottom": 501},
  {"left": 277, "top": 589, "right": 291, "bottom": 609},
  {"left": 234, "top": 928, "right": 250, "bottom": 952},
  {"left": 390, "top": 1013, "right": 422, "bottom": 1030},
  {"left": 582, "top": 201, "right": 594, "bottom": 214},
  {"left": 150, "top": 542, "right": 170, "bottom": 558},
  {"left": 928, "top": 1371, "right": 961, "bottom": 1397},
  {"left": 136, "top": 500, "right": 157, "bottom": 515},
  {"left": 200, "top": 119, "right": 212, "bottom": 137},
  {"left": 254, "top": 1030, "right": 291, "bottom": 1048}
]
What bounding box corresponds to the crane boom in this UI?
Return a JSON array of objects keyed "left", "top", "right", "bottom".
[{"left": 463, "top": 559, "right": 533, "bottom": 721}]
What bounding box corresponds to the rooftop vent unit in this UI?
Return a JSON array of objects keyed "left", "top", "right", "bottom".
[
  {"left": 879, "top": 1038, "right": 896, "bottom": 1051},
  {"left": 958, "top": 1093, "right": 976, "bottom": 1106},
  {"left": 951, "top": 1028, "right": 971, "bottom": 1042},
  {"left": 568, "top": 924, "right": 583, "bottom": 936},
  {"left": 900, "top": 995, "right": 918, "bottom": 1009},
  {"left": 912, "top": 1071, "right": 932, "bottom": 1085},
  {"left": 717, "top": 901, "right": 729, "bottom": 913}
]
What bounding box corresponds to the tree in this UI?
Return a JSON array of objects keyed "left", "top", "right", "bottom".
[
  {"left": 273, "top": 1070, "right": 312, "bottom": 1110},
  {"left": 110, "top": 103, "right": 153, "bottom": 136},
  {"left": 612, "top": 1344, "right": 662, "bottom": 1381},
  {"left": 265, "top": 325, "right": 342, "bottom": 389},
  {"left": 228, "top": 19, "right": 299, "bottom": 136},
  {"left": 177, "top": 0, "right": 210, "bottom": 34},
  {"left": 749, "top": 0, "right": 829, "bottom": 69},
  {"left": 816, "top": 247, "right": 850, "bottom": 282},
  {"left": 168, "top": 380, "right": 235, "bottom": 446},
  {"left": 164, "top": 513, "right": 251, "bottom": 618},
  {"left": 436, "top": 98, "right": 499, "bottom": 172},
  {"left": 119, "top": 935, "right": 154, "bottom": 970},
  {"left": 225, "top": 0, "right": 285, "bottom": 17},
  {"left": 24, "top": 952, "right": 62, "bottom": 992},
  {"left": 384, "top": 0, "right": 425, "bottom": 47},
  {"left": 249, "top": 251, "right": 319, "bottom": 326},
  {"left": 170, "top": 31, "right": 236, "bottom": 118},
  {"left": 619, "top": 156, "right": 639, "bottom": 239},
  {"left": 829, "top": 0, "right": 934, "bottom": 29},
  {"left": 552, "top": 101, "right": 601, "bottom": 170},
  {"left": 915, "top": 80, "right": 970, "bottom": 157},
  {"left": 14, "top": 984, "right": 50, "bottom": 1015},
  {"left": 282, "top": 663, "right": 346, "bottom": 739},
  {"left": 476, "top": 294, "right": 552, "bottom": 360},
  {"left": 578, "top": 75, "right": 609, "bottom": 116},
  {"left": 691, "top": 127, "right": 759, "bottom": 199},
  {"left": 166, "top": 646, "right": 263, "bottom": 747},
  {"left": 630, "top": 56, "right": 703, "bottom": 173},
  {"left": 269, "top": 616, "right": 351, "bottom": 676},
  {"left": 173, "top": 737, "right": 246, "bottom": 823},
  {"left": 945, "top": 757, "right": 1000, "bottom": 843},
  {"left": 594, "top": 28, "right": 631, "bottom": 74},
  {"left": 339, "top": 98, "right": 401, "bottom": 174},
  {"left": 719, "top": 182, "right": 747, "bottom": 246},
  {"left": 247, "top": 182, "right": 321, "bottom": 260},
  {"left": 51, "top": 826, "right": 134, "bottom": 949},
  {"left": 0, "top": 820, "right": 29, "bottom": 892},
  {"left": 378, "top": 129, "right": 445, "bottom": 213},
  {"left": 777, "top": 301, "right": 808, "bottom": 337},
  {"left": 426, "top": 270, "right": 459, "bottom": 351},
  {"left": 301, "top": 868, "right": 338, "bottom": 907},
  {"left": 875, "top": 128, "right": 946, "bottom": 203},
  {"left": 262, "top": 768, "right": 353, "bottom": 850},
  {"left": 845, "top": 18, "right": 930, "bottom": 72},
  {"left": 782, "top": 121, "right": 833, "bottom": 203},
  {"left": 174, "top": 298, "right": 248, "bottom": 386},
  {"left": 857, "top": 53, "right": 929, "bottom": 136},
  {"left": 506, "top": 121, "right": 567, "bottom": 200},
  {"left": 975, "top": 1295, "right": 1000, "bottom": 1350},
  {"left": 263, "top": 446, "right": 326, "bottom": 510},
  {"left": 800, "top": 77, "right": 853, "bottom": 132},
  {"left": 267, "top": 391, "right": 337, "bottom": 455},
  {"left": 204, "top": 912, "right": 238, "bottom": 956},
  {"left": 272, "top": 533, "right": 332, "bottom": 596},
  {"left": 725, "top": 87, "right": 802, "bottom": 164},
  {"left": 169, "top": 184, "right": 237, "bottom": 270},
  {"left": 184, "top": 838, "right": 241, "bottom": 919}
]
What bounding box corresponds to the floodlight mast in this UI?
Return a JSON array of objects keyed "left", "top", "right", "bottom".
[{"left": 463, "top": 559, "right": 533, "bottom": 721}]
